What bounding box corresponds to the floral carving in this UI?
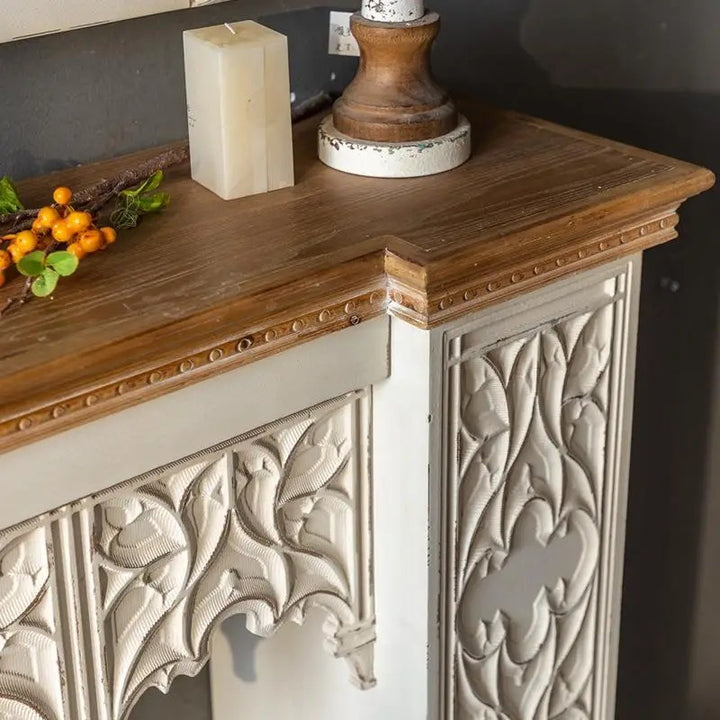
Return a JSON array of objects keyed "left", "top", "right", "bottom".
[
  {"left": 93, "top": 394, "right": 374, "bottom": 719},
  {"left": 0, "top": 527, "right": 64, "bottom": 720},
  {"left": 452, "top": 304, "right": 615, "bottom": 719}
]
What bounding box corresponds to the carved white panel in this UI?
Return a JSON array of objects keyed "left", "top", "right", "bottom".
[
  {"left": 0, "top": 526, "right": 66, "bottom": 720},
  {"left": 444, "top": 269, "right": 632, "bottom": 720},
  {"left": 89, "top": 391, "right": 374, "bottom": 720}
]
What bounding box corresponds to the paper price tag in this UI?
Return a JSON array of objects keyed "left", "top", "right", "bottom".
[{"left": 328, "top": 11, "right": 360, "bottom": 57}]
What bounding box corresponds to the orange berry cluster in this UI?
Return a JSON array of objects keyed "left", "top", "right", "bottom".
[{"left": 0, "top": 186, "right": 117, "bottom": 287}]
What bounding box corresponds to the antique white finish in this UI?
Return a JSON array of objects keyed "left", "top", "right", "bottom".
[
  {"left": 318, "top": 115, "right": 472, "bottom": 179},
  {"left": 0, "top": 318, "right": 387, "bottom": 720},
  {"left": 210, "top": 305, "right": 443, "bottom": 720},
  {"left": 0, "top": 525, "right": 67, "bottom": 720},
  {"left": 208, "top": 258, "right": 640, "bottom": 720},
  {"left": 361, "top": 0, "right": 424, "bottom": 22},
  {"left": 0, "top": 253, "right": 641, "bottom": 719},
  {"left": 443, "top": 261, "right": 639, "bottom": 719},
  {"left": 0, "top": 391, "right": 375, "bottom": 720},
  {"left": 0, "top": 317, "right": 388, "bottom": 531}
]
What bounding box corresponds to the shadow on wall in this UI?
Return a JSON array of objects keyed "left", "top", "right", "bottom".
[{"left": 433, "top": 1, "right": 720, "bottom": 718}]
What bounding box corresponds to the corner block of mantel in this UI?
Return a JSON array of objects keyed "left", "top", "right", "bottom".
[{"left": 384, "top": 205, "right": 688, "bottom": 328}]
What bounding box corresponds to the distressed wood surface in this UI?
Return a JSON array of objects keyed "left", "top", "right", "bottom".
[{"left": 0, "top": 103, "right": 713, "bottom": 452}]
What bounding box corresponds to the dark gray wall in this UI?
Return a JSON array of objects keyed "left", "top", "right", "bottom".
[
  {"left": 2, "top": 2, "right": 718, "bottom": 718},
  {"left": 0, "top": 0, "right": 356, "bottom": 180}
]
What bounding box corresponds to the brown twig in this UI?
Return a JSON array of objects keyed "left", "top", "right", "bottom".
[
  {"left": 0, "top": 144, "right": 190, "bottom": 233},
  {"left": 0, "top": 275, "right": 33, "bottom": 317},
  {"left": 0, "top": 239, "right": 59, "bottom": 317},
  {"left": 71, "top": 144, "right": 190, "bottom": 207}
]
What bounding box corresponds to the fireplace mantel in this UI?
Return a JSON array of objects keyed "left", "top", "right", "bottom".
[{"left": 0, "top": 103, "right": 712, "bottom": 719}]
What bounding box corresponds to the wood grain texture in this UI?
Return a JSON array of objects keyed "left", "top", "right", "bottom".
[
  {"left": 332, "top": 13, "right": 457, "bottom": 142},
  {"left": 0, "top": 103, "right": 713, "bottom": 453}
]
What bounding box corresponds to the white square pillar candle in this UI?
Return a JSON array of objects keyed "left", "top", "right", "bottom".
[{"left": 183, "top": 21, "right": 294, "bottom": 200}]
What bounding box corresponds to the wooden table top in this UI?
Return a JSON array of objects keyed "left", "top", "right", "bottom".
[{"left": 0, "top": 102, "right": 713, "bottom": 453}]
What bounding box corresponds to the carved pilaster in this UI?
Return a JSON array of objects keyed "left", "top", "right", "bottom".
[{"left": 443, "top": 268, "right": 633, "bottom": 719}]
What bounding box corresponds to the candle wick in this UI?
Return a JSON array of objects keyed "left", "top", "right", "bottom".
[{"left": 225, "top": 23, "right": 237, "bottom": 35}]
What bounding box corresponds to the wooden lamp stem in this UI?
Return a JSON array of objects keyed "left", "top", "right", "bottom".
[
  {"left": 318, "top": 1, "right": 471, "bottom": 178},
  {"left": 333, "top": 12, "right": 457, "bottom": 143}
]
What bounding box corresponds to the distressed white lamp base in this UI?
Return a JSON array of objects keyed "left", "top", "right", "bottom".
[{"left": 318, "top": 114, "right": 472, "bottom": 178}]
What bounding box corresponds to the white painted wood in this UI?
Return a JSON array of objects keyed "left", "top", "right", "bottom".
[
  {"left": 0, "top": 390, "right": 375, "bottom": 720},
  {"left": 0, "top": 258, "right": 642, "bottom": 720},
  {"left": 361, "top": 0, "right": 425, "bottom": 22},
  {"left": 318, "top": 115, "right": 472, "bottom": 179},
  {"left": 210, "top": 311, "right": 444, "bottom": 720},
  {"left": 210, "top": 260, "right": 642, "bottom": 720},
  {"left": 0, "top": 316, "right": 389, "bottom": 530},
  {"left": 1, "top": 0, "right": 188, "bottom": 43},
  {"left": 0, "top": 525, "right": 68, "bottom": 720},
  {"left": 439, "top": 257, "right": 640, "bottom": 719}
]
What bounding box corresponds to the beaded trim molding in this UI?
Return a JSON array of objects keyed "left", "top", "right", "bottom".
[
  {"left": 0, "top": 209, "right": 680, "bottom": 453},
  {"left": 2, "top": 290, "right": 387, "bottom": 450},
  {"left": 388, "top": 210, "right": 679, "bottom": 326}
]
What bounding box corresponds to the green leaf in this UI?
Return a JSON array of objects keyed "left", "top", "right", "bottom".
[
  {"left": 122, "top": 170, "right": 164, "bottom": 197},
  {"left": 17, "top": 251, "right": 46, "bottom": 277},
  {"left": 0, "top": 176, "right": 24, "bottom": 214},
  {"left": 32, "top": 268, "right": 59, "bottom": 297},
  {"left": 136, "top": 192, "right": 170, "bottom": 213},
  {"left": 46, "top": 251, "right": 79, "bottom": 277},
  {"left": 110, "top": 204, "right": 139, "bottom": 230}
]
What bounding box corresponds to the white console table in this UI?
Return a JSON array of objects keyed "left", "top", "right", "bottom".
[{"left": 0, "top": 105, "right": 713, "bottom": 719}]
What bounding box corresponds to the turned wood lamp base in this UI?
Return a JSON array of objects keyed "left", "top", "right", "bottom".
[{"left": 318, "top": 0, "right": 471, "bottom": 178}]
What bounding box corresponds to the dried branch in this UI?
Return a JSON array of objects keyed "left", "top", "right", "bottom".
[
  {"left": 0, "top": 145, "right": 190, "bottom": 233},
  {"left": 0, "top": 91, "right": 337, "bottom": 318},
  {"left": 0, "top": 275, "right": 33, "bottom": 317}
]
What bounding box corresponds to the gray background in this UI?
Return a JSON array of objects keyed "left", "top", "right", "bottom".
[{"left": 1, "top": 1, "right": 718, "bottom": 718}]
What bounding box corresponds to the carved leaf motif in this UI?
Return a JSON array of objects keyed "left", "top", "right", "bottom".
[
  {"left": 540, "top": 331, "right": 567, "bottom": 448},
  {"left": 564, "top": 305, "right": 612, "bottom": 400},
  {"left": 549, "top": 591, "right": 595, "bottom": 716},
  {"left": 462, "top": 359, "right": 510, "bottom": 442},
  {"left": 0, "top": 696, "right": 47, "bottom": 720},
  {"left": 277, "top": 417, "right": 350, "bottom": 507},
  {"left": 236, "top": 445, "right": 284, "bottom": 545},
  {"left": 506, "top": 336, "right": 539, "bottom": 471},
  {"left": 94, "top": 396, "right": 373, "bottom": 719},
  {"left": 458, "top": 359, "right": 510, "bottom": 574},
  {"left": 100, "top": 499, "right": 186, "bottom": 570},
  {"left": 0, "top": 530, "right": 49, "bottom": 631},
  {"left": 0, "top": 528, "right": 63, "bottom": 720},
  {"left": 454, "top": 304, "right": 615, "bottom": 719},
  {"left": 499, "top": 620, "right": 557, "bottom": 720},
  {"left": 97, "top": 460, "right": 227, "bottom": 718}
]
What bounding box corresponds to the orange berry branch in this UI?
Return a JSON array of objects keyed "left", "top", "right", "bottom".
[
  {"left": 0, "top": 171, "right": 170, "bottom": 318},
  {"left": 0, "top": 91, "right": 335, "bottom": 319}
]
